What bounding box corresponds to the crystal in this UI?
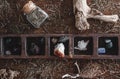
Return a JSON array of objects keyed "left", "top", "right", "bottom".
[
  {"left": 74, "top": 40, "right": 89, "bottom": 51},
  {"left": 105, "top": 39, "right": 113, "bottom": 49},
  {"left": 98, "top": 48, "right": 106, "bottom": 54}
]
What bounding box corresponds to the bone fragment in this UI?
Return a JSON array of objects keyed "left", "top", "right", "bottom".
[{"left": 73, "top": 0, "right": 119, "bottom": 30}]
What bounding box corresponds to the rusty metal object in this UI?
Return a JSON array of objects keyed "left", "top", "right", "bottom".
[{"left": 0, "top": 34, "right": 119, "bottom": 59}]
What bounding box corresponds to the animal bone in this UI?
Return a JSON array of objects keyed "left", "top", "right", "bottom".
[
  {"left": 74, "top": 62, "right": 80, "bottom": 74},
  {"left": 74, "top": 40, "right": 89, "bottom": 51},
  {"left": 73, "top": 0, "right": 119, "bottom": 30}
]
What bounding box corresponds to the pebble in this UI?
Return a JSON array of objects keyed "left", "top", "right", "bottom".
[
  {"left": 98, "top": 48, "right": 106, "bottom": 54},
  {"left": 54, "top": 43, "right": 65, "bottom": 58},
  {"left": 24, "top": 1, "right": 49, "bottom": 28},
  {"left": 51, "top": 38, "right": 58, "bottom": 44},
  {"left": 105, "top": 39, "right": 113, "bottom": 49},
  {"left": 5, "top": 50, "right": 11, "bottom": 55}
]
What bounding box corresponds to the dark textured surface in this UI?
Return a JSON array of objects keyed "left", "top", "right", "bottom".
[
  {"left": 0, "top": 0, "right": 120, "bottom": 34},
  {"left": 0, "top": 59, "right": 120, "bottom": 79},
  {"left": 0, "top": 0, "right": 120, "bottom": 79}
]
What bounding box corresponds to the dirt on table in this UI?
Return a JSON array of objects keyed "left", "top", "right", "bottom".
[
  {"left": 0, "top": 0, "right": 120, "bottom": 34},
  {"left": 0, "top": 0, "right": 120, "bottom": 79},
  {"left": 0, "top": 59, "right": 120, "bottom": 79}
]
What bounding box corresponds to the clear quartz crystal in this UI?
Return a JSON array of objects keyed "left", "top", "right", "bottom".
[
  {"left": 74, "top": 40, "right": 89, "bottom": 51},
  {"left": 23, "top": 1, "right": 48, "bottom": 28},
  {"left": 105, "top": 39, "right": 113, "bottom": 48}
]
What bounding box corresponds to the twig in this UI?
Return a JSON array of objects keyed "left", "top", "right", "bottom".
[
  {"left": 74, "top": 61, "right": 80, "bottom": 74},
  {"left": 42, "top": 26, "right": 49, "bottom": 33},
  {"left": 62, "top": 74, "right": 80, "bottom": 79},
  {"left": 62, "top": 61, "right": 80, "bottom": 79}
]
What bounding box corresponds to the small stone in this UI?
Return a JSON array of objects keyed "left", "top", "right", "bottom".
[
  {"left": 30, "top": 43, "right": 39, "bottom": 54},
  {"left": 54, "top": 43, "right": 65, "bottom": 58},
  {"left": 5, "top": 50, "right": 11, "bottom": 55},
  {"left": 98, "top": 48, "right": 106, "bottom": 54},
  {"left": 105, "top": 39, "right": 113, "bottom": 49}
]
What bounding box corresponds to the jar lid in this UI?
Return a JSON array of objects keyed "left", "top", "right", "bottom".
[{"left": 22, "top": 1, "right": 37, "bottom": 14}]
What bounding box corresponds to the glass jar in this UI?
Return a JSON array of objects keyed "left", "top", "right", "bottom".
[{"left": 23, "top": 1, "right": 48, "bottom": 28}]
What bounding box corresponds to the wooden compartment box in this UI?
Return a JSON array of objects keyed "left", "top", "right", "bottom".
[{"left": 0, "top": 34, "right": 119, "bottom": 59}]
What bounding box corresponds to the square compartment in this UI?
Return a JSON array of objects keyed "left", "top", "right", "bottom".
[
  {"left": 74, "top": 37, "right": 93, "bottom": 55},
  {"left": 50, "top": 36, "right": 69, "bottom": 56},
  {"left": 26, "top": 37, "right": 45, "bottom": 56},
  {"left": 3, "top": 37, "right": 21, "bottom": 56},
  {"left": 98, "top": 37, "right": 118, "bottom": 55}
]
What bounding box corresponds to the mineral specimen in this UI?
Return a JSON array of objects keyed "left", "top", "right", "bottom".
[
  {"left": 74, "top": 40, "right": 89, "bottom": 51},
  {"left": 105, "top": 39, "right": 113, "bottom": 49},
  {"left": 54, "top": 43, "right": 65, "bottom": 57},
  {"left": 98, "top": 48, "right": 106, "bottom": 54}
]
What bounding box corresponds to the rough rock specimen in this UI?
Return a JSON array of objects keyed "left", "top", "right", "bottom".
[
  {"left": 74, "top": 40, "right": 89, "bottom": 51},
  {"left": 54, "top": 43, "right": 65, "bottom": 58}
]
